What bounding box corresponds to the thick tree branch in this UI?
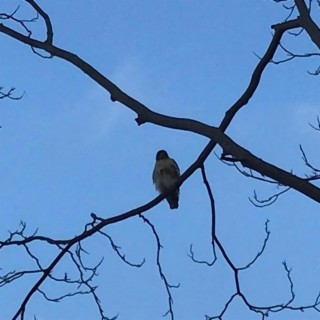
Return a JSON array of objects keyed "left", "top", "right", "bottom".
[
  {"left": 295, "top": 0, "right": 320, "bottom": 49},
  {"left": 1, "top": 17, "right": 318, "bottom": 205},
  {"left": 218, "top": 133, "right": 320, "bottom": 203},
  {"left": 0, "top": 3, "right": 320, "bottom": 319},
  {"left": 0, "top": 18, "right": 301, "bottom": 133}
]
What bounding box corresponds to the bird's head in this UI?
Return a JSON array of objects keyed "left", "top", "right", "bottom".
[{"left": 156, "top": 150, "right": 169, "bottom": 160}]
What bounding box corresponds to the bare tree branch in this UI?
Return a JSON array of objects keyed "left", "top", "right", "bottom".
[
  {"left": 309, "top": 115, "right": 320, "bottom": 130},
  {"left": 1, "top": 2, "right": 320, "bottom": 320},
  {"left": 139, "top": 214, "right": 179, "bottom": 320},
  {"left": 300, "top": 144, "right": 320, "bottom": 176},
  {"left": 188, "top": 164, "right": 217, "bottom": 266},
  {"left": 295, "top": 0, "right": 320, "bottom": 48},
  {"left": 0, "top": 7, "right": 317, "bottom": 208},
  {"left": 0, "top": 86, "right": 23, "bottom": 100},
  {"left": 98, "top": 230, "right": 145, "bottom": 268},
  {"left": 25, "top": 0, "right": 53, "bottom": 43},
  {"left": 249, "top": 187, "right": 291, "bottom": 207}
]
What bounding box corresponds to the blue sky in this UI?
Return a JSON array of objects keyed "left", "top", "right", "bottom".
[{"left": 1, "top": 1, "right": 320, "bottom": 319}]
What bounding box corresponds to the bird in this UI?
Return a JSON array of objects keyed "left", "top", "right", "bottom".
[{"left": 152, "top": 150, "right": 180, "bottom": 209}]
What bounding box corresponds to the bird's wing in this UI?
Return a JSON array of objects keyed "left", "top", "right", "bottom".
[
  {"left": 168, "top": 158, "right": 180, "bottom": 178},
  {"left": 152, "top": 165, "right": 158, "bottom": 184}
]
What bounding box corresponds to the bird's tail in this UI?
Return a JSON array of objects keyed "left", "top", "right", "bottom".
[{"left": 166, "top": 190, "right": 179, "bottom": 209}]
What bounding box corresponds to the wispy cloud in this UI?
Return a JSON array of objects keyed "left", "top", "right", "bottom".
[{"left": 78, "top": 55, "right": 148, "bottom": 144}]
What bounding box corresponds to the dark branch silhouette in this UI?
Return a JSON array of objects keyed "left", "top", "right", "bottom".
[
  {"left": 188, "top": 164, "right": 217, "bottom": 266},
  {"left": 0, "top": 1, "right": 320, "bottom": 319},
  {"left": 139, "top": 214, "right": 179, "bottom": 320},
  {"left": 0, "top": 86, "right": 23, "bottom": 100}
]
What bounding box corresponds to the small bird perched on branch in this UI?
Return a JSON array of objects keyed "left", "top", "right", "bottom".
[{"left": 152, "top": 150, "right": 180, "bottom": 209}]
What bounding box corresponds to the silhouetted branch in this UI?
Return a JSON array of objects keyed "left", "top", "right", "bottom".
[
  {"left": 37, "top": 287, "right": 91, "bottom": 303},
  {"left": 98, "top": 230, "right": 145, "bottom": 267},
  {"left": 309, "top": 115, "right": 320, "bottom": 130},
  {"left": 0, "top": 2, "right": 319, "bottom": 320},
  {"left": 220, "top": 155, "right": 280, "bottom": 184},
  {"left": 249, "top": 187, "right": 291, "bottom": 207},
  {"left": 295, "top": 0, "right": 320, "bottom": 49},
  {"left": 205, "top": 293, "right": 238, "bottom": 320},
  {"left": 200, "top": 164, "right": 217, "bottom": 259},
  {"left": 284, "top": 3, "right": 297, "bottom": 21},
  {"left": 0, "top": 86, "right": 23, "bottom": 100},
  {"left": 0, "top": 5, "right": 37, "bottom": 36},
  {"left": 0, "top": 139, "right": 230, "bottom": 318},
  {"left": 1, "top": 7, "right": 317, "bottom": 207},
  {"left": 238, "top": 220, "right": 271, "bottom": 270},
  {"left": 272, "top": 41, "right": 320, "bottom": 65},
  {"left": 25, "top": 0, "right": 53, "bottom": 44},
  {"left": 0, "top": 221, "right": 116, "bottom": 320},
  {"left": 139, "top": 214, "right": 179, "bottom": 320},
  {"left": 206, "top": 234, "right": 320, "bottom": 319},
  {"left": 220, "top": 153, "right": 299, "bottom": 206},
  {"left": 282, "top": 261, "right": 295, "bottom": 306},
  {"left": 188, "top": 164, "right": 217, "bottom": 266},
  {"left": 0, "top": 269, "right": 42, "bottom": 287},
  {"left": 300, "top": 145, "right": 320, "bottom": 177}
]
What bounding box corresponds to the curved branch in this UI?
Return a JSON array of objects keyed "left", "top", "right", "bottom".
[
  {"left": 9, "top": 139, "right": 215, "bottom": 319},
  {"left": 189, "top": 165, "right": 217, "bottom": 266},
  {"left": 0, "top": 18, "right": 301, "bottom": 134},
  {"left": 238, "top": 220, "right": 271, "bottom": 270},
  {"left": 220, "top": 18, "right": 300, "bottom": 131},
  {"left": 139, "top": 214, "right": 178, "bottom": 319},
  {"left": 25, "top": 0, "right": 53, "bottom": 43},
  {"left": 1, "top": 14, "right": 316, "bottom": 205}
]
